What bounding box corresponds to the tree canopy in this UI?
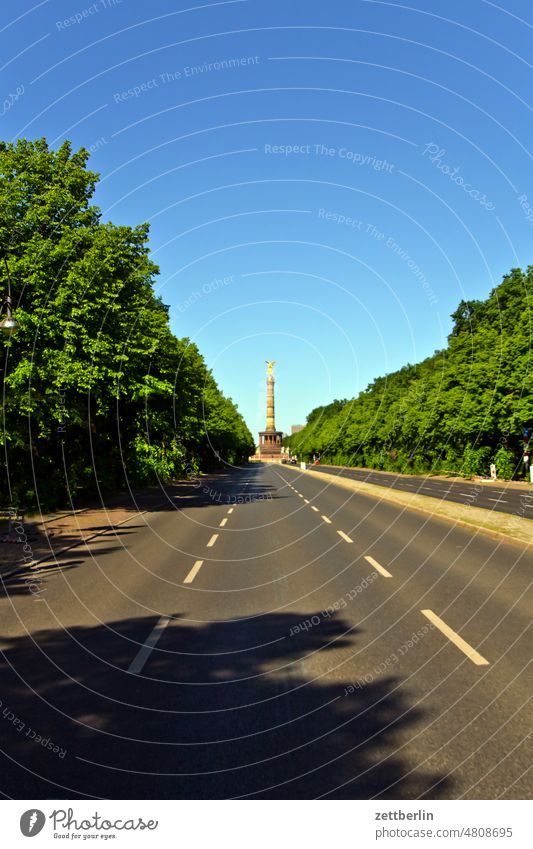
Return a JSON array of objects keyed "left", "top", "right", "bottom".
[
  {"left": 287, "top": 267, "right": 533, "bottom": 480},
  {"left": 0, "top": 138, "right": 254, "bottom": 509}
]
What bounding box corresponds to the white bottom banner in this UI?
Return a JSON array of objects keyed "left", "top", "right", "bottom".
[{"left": 2, "top": 799, "right": 531, "bottom": 847}]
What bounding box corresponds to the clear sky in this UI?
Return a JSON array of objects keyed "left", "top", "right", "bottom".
[{"left": 2, "top": 0, "right": 533, "bottom": 437}]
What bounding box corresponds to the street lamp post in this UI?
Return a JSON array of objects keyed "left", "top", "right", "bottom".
[{"left": 0, "top": 254, "right": 18, "bottom": 336}]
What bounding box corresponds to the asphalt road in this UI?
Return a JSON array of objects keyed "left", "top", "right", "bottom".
[
  {"left": 0, "top": 463, "right": 530, "bottom": 799},
  {"left": 308, "top": 464, "right": 533, "bottom": 517}
]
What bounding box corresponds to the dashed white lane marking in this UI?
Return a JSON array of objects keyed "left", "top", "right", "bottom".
[
  {"left": 304, "top": 498, "right": 310, "bottom": 503},
  {"left": 184, "top": 560, "right": 203, "bottom": 584},
  {"left": 127, "top": 616, "right": 172, "bottom": 674},
  {"left": 364, "top": 554, "right": 392, "bottom": 578},
  {"left": 487, "top": 498, "right": 508, "bottom": 503},
  {"left": 298, "top": 494, "right": 304, "bottom": 498},
  {"left": 337, "top": 530, "right": 353, "bottom": 543},
  {"left": 311, "top": 506, "right": 319, "bottom": 512},
  {"left": 421, "top": 609, "right": 490, "bottom": 666},
  {"left": 227, "top": 507, "right": 234, "bottom": 514},
  {"left": 219, "top": 517, "right": 228, "bottom": 527},
  {"left": 322, "top": 515, "right": 332, "bottom": 524},
  {"left": 207, "top": 534, "right": 218, "bottom": 547}
]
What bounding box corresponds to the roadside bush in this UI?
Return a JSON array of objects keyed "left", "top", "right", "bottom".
[{"left": 493, "top": 446, "right": 516, "bottom": 480}]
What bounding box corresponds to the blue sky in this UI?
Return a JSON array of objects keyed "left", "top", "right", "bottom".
[{"left": 2, "top": 0, "right": 533, "bottom": 437}]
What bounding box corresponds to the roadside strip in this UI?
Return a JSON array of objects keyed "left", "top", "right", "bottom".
[{"left": 283, "top": 466, "right": 533, "bottom": 547}]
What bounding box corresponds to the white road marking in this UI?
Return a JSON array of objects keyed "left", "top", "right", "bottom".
[
  {"left": 127, "top": 616, "right": 172, "bottom": 674},
  {"left": 421, "top": 609, "right": 489, "bottom": 666},
  {"left": 227, "top": 508, "right": 234, "bottom": 514},
  {"left": 184, "top": 560, "right": 203, "bottom": 584},
  {"left": 321, "top": 515, "right": 332, "bottom": 524},
  {"left": 311, "top": 506, "right": 319, "bottom": 512},
  {"left": 337, "top": 530, "right": 353, "bottom": 543},
  {"left": 304, "top": 498, "right": 310, "bottom": 503},
  {"left": 207, "top": 534, "right": 219, "bottom": 547},
  {"left": 364, "top": 555, "right": 392, "bottom": 578},
  {"left": 219, "top": 517, "right": 228, "bottom": 527},
  {"left": 298, "top": 494, "right": 304, "bottom": 498},
  {"left": 487, "top": 498, "right": 508, "bottom": 503}
]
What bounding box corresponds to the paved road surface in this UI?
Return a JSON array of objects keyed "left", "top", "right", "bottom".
[
  {"left": 0, "top": 464, "right": 530, "bottom": 799},
  {"left": 308, "top": 464, "right": 533, "bottom": 517}
]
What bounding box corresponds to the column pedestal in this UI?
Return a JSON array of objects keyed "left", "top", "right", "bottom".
[{"left": 257, "top": 430, "right": 284, "bottom": 461}]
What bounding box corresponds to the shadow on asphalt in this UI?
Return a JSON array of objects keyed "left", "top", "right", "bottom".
[
  {"left": 0, "top": 547, "right": 123, "bottom": 598},
  {"left": 0, "top": 610, "right": 451, "bottom": 800}
]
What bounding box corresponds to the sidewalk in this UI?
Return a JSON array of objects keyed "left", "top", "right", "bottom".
[{"left": 0, "top": 480, "right": 201, "bottom": 579}]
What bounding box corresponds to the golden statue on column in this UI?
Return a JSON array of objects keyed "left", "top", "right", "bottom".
[{"left": 256, "top": 360, "right": 283, "bottom": 461}]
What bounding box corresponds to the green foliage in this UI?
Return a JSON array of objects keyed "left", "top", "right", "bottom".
[
  {"left": 287, "top": 267, "right": 533, "bottom": 479},
  {"left": 493, "top": 447, "right": 516, "bottom": 481},
  {"left": 129, "top": 437, "right": 187, "bottom": 484},
  {"left": 0, "top": 138, "right": 253, "bottom": 508},
  {"left": 460, "top": 446, "right": 491, "bottom": 478}
]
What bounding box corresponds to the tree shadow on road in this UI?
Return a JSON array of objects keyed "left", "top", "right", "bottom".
[
  {"left": 0, "top": 545, "right": 123, "bottom": 599},
  {"left": 0, "top": 610, "right": 451, "bottom": 800}
]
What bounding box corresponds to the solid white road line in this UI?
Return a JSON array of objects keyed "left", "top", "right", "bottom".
[
  {"left": 219, "top": 517, "right": 228, "bottom": 527},
  {"left": 207, "top": 534, "right": 218, "bottom": 547},
  {"left": 311, "top": 506, "right": 319, "bottom": 512},
  {"left": 321, "top": 515, "right": 332, "bottom": 524},
  {"left": 184, "top": 560, "right": 204, "bottom": 584},
  {"left": 364, "top": 554, "right": 392, "bottom": 578},
  {"left": 337, "top": 530, "right": 353, "bottom": 543},
  {"left": 421, "top": 609, "right": 490, "bottom": 666},
  {"left": 127, "top": 616, "right": 172, "bottom": 674}
]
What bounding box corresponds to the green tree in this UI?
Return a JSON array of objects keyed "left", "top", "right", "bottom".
[
  {"left": 0, "top": 138, "right": 252, "bottom": 508},
  {"left": 288, "top": 267, "right": 533, "bottom": 479}
]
